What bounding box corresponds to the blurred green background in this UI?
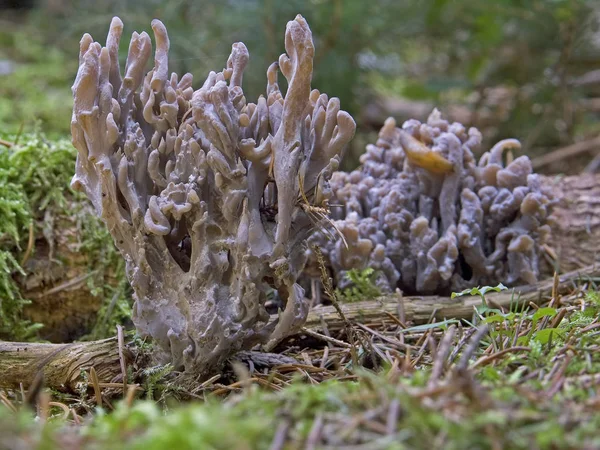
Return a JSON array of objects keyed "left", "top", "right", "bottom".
[{"left": 1, "top": 0, "right": 600, "bottom": 170}]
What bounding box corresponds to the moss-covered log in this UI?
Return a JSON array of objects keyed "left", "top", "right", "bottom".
[
  {"left": 19, "top": 208, "right": 123, "bottom": 342},
  {"left": 0, "top": 135, "right": 126, "bottom": 343}
]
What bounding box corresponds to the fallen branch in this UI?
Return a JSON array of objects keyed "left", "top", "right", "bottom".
[
  {"left": 303, "top": 264, "right": 598, "bottom": 332},
  {"left": 531, "top": 137, "right": 600, "bottom": 170},
  {"left": 1, "top": 264, "right": 597, "bottom": 391},
  {"left": 0, "top": 337, "right": 134, "bottom": 391},
  {"left": 584, "top": 151, "right": 600, "bottom": 173}
]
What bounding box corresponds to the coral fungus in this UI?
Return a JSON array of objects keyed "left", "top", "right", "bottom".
[
  {"left": 309, "top": 110, "right": 553, "bottom": 295},
  {"left": 71, "top": 16, "right": 355, "bottom": 375}
]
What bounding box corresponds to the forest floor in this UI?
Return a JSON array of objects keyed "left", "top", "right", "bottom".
[
  {"left": 1, "top": 277, "right": 600, "bottom": 450},
  {"left": 2, "top": 5, "right": 600, "bottom": 447}
]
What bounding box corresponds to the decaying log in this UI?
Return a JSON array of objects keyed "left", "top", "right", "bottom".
[
  {"left": 304, "top": 264, "right": 599, "bottom": 333},
  {"left": 0, "top": 337, "right": 134, "bottom": 391},
  {"left": 16, "top": 204, "right": 120, "bottom": 343},
  {"left": 1, "top": 264, "right": 597, "bottom": 391},
  {"left": 530, "top": 137, "right": 600, "bottom": 171}
]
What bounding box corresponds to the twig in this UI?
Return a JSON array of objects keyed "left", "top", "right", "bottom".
[
  {"left": 319, "top": 346, "right": 329, "bottom": 369},
  {"left": 301, "top": 327, "right": 352, "bottom": 348},
  {"left": 305, "top": 414, "right": 323, "bottom": 450},
  {"left": 36, "top": 271, "right": 98, "bottom": 298},
  {"left": 24, "top": 371, "right": 44, "bottom": 410},
  {"left": 20, "top": 222, "right": 35, "bottom": 266},
  {"left": 531, "top": 136, "right": 600, "bottom": 170},
  {"left": 429, "top": 325, "right": 456, "bottom": 383},
  {"left": 89, "top": 367, "right": 103, "bottom": 408},
  {"left": 549, "top": 271, "right": 561, "bottom": 308},
  {"left": 117, "top": 325, "right": 127, "bottom": 395},
  {"left": 125, "top": 385, "right": 138, "bottom": 407},
  {"left": 38, "top": 391, "right": 50, "bottom": 422},
  {"left": 472, "top": 346, "right": 531, "bottom": 369},
  {"left": 0, "top": 392, "right": 17, "bottom": 413},
  {"left": 97, "top": 382, "right": 142, "bottom": 391},
  {"left": 385, "top": 399, "right": 400, "bottom": 435},
  {"left": 199, "top": 374, "right": 221, "bottom": 389},
  {"left": 48, "top": 401, "right": 70, "bottom": 420},
  {"left": 456, "top": 325, "right": 489, "bottom": 371},
  {"left": 0, "top": 138, "right": 14, "bottom": 148},
  {"left": 547, "top": 353, "right": 573, "bottom": 398},
  {"left": 355, "top": 323, "right": 411, "bottom": 350}
]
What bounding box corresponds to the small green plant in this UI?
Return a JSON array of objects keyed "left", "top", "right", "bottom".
[
  {"left": 143, "top": 364, "right": 174, "bottom": 401},
  {"left": 336, "top": 268, "right": 382, "bottom": 302},
  {"left": 451, "top": 283, "right": 508, "bottom": 313}
]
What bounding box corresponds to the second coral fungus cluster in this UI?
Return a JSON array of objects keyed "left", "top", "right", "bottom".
[{"left": 309, "top": 110, "right": 554, "bottom": 295}]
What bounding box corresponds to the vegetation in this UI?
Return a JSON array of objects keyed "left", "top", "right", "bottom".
[
  {"left": 0, "top": 132, "right": 128, "bottom": 341},
  {"left": 1, "top": 286, "right": 600, "bottom": 449},
  {"left": 337, "top": 268, "right": 383, "bottom": 302}
]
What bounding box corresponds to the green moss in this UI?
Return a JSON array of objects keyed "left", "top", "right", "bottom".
[
  {"left": 336, "top": 268, "right": 382, "bottom": 302},
  {"left": 2, "top": 290, "right": 600, "bottom": 448},
  {"left": 0, "top": 131, "right": 129, "bottom": 340},
  {"left": 3, "top": 368, "right": 600, "bottom": 450}
]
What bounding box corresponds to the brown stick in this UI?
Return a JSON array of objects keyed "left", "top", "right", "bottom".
[
  {"left": 0, "top": 138, "right": 14, "bottom": 148},
  {"left": 530, "top": 137, "right": 600, "bottom": 170},
  {"left": 1, "top": 263, "right": 597, "bottom": 391}
]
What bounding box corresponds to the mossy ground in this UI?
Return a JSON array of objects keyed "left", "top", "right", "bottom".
[
  {"left": 1, "top": 285, "right": 599, "bottom": 449},
  {"left": 0, "top": 132, "right": 129, "bottom": 341}
]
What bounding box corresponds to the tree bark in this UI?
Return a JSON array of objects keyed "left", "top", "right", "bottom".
[
  {"left": 542, "top": 174, "right": 600, "bottom": 274},
  {"left": 1, "top": 263, "right": 597, "bottom": 391}
]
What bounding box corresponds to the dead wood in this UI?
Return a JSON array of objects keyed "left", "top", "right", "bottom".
[
  {"left": 530, "top": 137, "right": 600, "bottom": 171},
  {"left": 304, "top": 264, "right": 599, "bottom": 333},
  {"left": 0, "top": 337, "right": 134, "bottom": 391},
  {"left": 543, "top": 174, "right": 600, "bottom": 274}
]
